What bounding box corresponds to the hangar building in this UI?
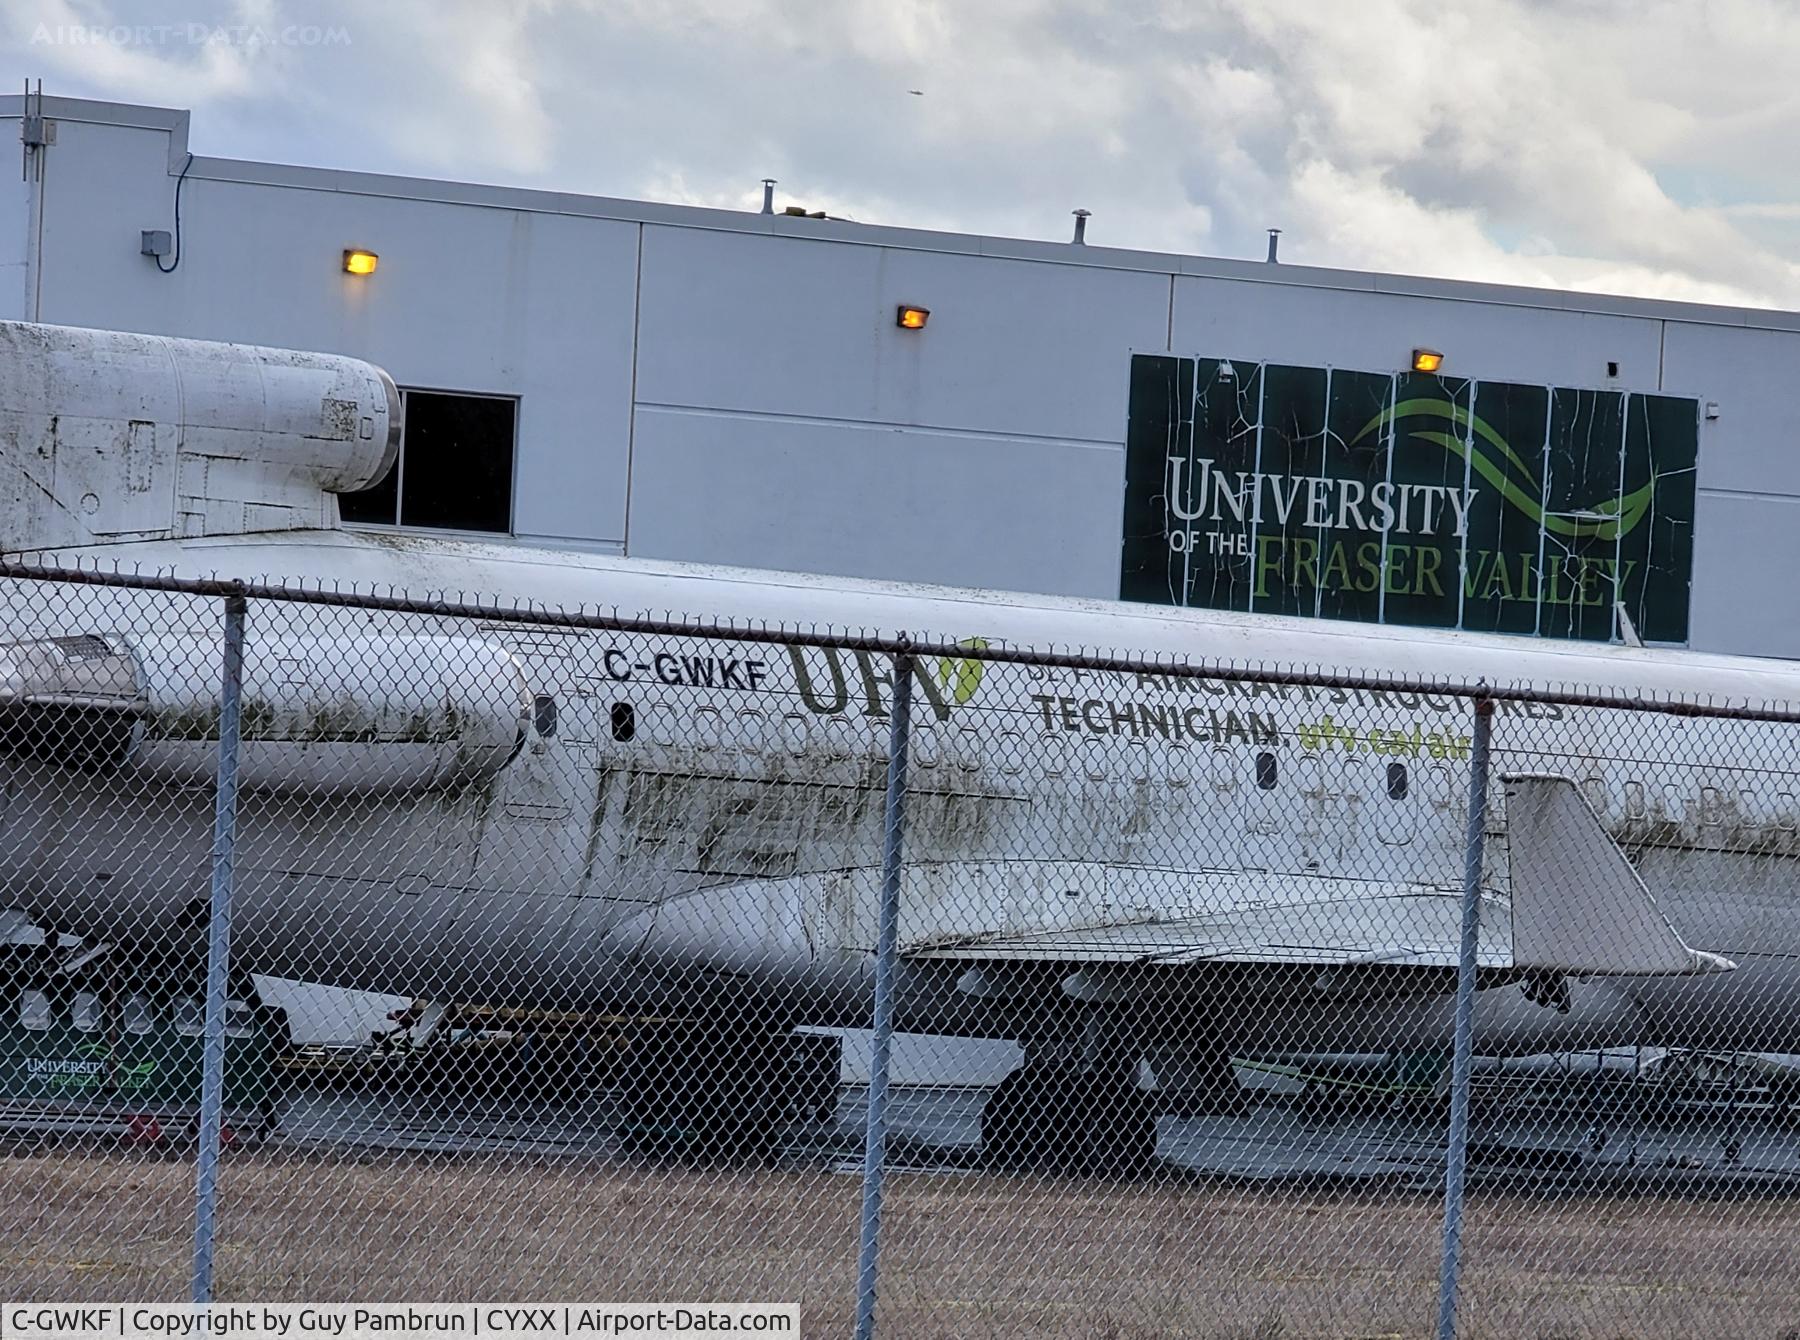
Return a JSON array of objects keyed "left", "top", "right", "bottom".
[{"left": 3, "top": 93, "right": 1798, "bottom": 656}]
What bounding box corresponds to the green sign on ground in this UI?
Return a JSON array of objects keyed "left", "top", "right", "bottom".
[{"left": 1121, "top": 355, "right": 1699, "bottom": 643}]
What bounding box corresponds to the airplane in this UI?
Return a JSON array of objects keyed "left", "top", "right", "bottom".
[{"left": 0, "top": 318, "right": 1795, "bottom": 1172}]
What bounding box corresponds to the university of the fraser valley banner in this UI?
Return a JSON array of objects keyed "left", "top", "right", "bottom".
[{"left": 1120, "top": 354, "right": 1699, "bottom": 643}]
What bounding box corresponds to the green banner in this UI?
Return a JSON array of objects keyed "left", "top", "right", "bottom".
[{"left": 1121, "top": 355, "right": 1698, "bottom": 643}]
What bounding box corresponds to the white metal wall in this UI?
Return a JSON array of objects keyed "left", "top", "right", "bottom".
[{"left": 2, "top": 96, "right": 1797, "bottom": 655}]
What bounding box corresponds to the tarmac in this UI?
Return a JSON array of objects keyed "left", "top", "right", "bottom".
[{"left": 269, "top": 1080, "right": 1800, "bottom": 1193}]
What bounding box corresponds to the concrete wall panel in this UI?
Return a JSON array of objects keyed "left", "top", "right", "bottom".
[
  {"left": 1662, "top": 320, "right": 1800, "bottom": 498},
  {"left": 1172, "top": 275, "right": 1665, "bottom": 393},
  {"left": 1687, "top": 491, "right": 1800, "bottom": 658},
  {"left": 636, "top": 226, "right": 1168, "bottom": 443},
  {"left": 628, "top": 404, "right": 1120, "bottom": 597}
]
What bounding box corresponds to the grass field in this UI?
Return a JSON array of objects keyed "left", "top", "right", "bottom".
[{"left": 6, "top": 1148, "right": 1800, "bottom": 1339}]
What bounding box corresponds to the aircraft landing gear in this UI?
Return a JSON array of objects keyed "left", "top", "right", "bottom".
[
  {"left": 617, "top": 1015, "right": 791, "bottom": 1164},
  {"left": 982, "top": 1002, "right": 1164, "bottom": 1176},
  {"left": 981, "top": 1061, "right": 1159, "bottom": 1175}
]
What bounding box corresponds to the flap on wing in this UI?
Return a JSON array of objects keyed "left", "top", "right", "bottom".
[
  {"left": 1502, "top": 772, "right": 1732, "bottom": 977},
  {"left": 905, "top": 887, "right": 1509, "bottom": 968}
]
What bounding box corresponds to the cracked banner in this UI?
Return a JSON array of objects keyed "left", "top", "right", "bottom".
[{"left": 1120, "top": 354, "right": 1699, "bottom": 643}]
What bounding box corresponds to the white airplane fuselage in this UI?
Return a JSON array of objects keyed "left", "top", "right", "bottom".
[{"left": 5, "top": 528, "right": 1800, "bottom": 1060}]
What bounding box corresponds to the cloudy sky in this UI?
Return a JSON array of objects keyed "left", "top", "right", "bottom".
[{"left": 10, "top": 0, "right": 1800, "bottom": 308}]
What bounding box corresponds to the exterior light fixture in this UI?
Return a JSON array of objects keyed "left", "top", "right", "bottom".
[
  {"left": 1412, "top": 347, "right": 1445, "bottom": 373},
  {"left": 343, "top": 248, "right": 379, "bottom": 276},
  {"left": 896, "top": 305, "right": 930, "bottom": 330}
]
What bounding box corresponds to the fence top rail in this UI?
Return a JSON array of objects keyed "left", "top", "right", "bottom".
[{"left": 4, "top": 558, "right": 1800, "bottom": 725}]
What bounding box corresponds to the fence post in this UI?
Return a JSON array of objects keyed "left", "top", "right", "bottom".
[
  {"left": 191, "top": 589, "right": 247, "bottom": 1305},
  {"left": 853, "top": 649, "right": 914, "bottom": 1340},
  {"left": 1434, "top": 694, "right": 1494, "bottom": 1340}
]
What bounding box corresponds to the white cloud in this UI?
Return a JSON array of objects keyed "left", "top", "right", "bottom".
[{"left": 7, "top": 0, "right": 1800, "bottom": 307}]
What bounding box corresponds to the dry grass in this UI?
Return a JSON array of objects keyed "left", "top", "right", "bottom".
[{"left": 5, "top": 1147, "right": 1800, "bottom": 1338}]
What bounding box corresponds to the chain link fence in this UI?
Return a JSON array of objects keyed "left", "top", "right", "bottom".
[{"left": 4, "top": 564, "right": 1800, "bottom": 1338}]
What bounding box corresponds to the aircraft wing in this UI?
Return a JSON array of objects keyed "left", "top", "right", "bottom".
[
  {"left": 909, "top": 775, "right": 1730, "bottom": 977},
  {"left": 613, "top": 776, "right": 1731, "bottom": 981}
]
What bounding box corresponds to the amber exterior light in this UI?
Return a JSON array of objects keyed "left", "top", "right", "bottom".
[{"left": 896, "top": 305, "right": 930, "bottom": 330}]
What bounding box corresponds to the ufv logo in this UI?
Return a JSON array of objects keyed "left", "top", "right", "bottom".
[
  {"left": 787, "top": 637, "right": 990, "bottom": 721},
  {"left": 1352, "top": 399, "right": 1654, "bottom": 541}
]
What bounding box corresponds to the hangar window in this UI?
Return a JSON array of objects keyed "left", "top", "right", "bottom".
[{"left": 339, "top": 389, "right": 517, "bottom": 534}]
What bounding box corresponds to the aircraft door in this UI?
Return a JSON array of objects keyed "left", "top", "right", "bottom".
[
  {"left": 1293, "top": 748, "right": 1377, "bottom": 876},
  {"left": 1203, "top": 745, "right": 1244, "bottom": 871}
]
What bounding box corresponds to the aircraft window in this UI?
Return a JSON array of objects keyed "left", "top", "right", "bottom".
[
  {"left": 224, "top": 1001, "right": 255, "bottom": 1040},
  {"left": 1082, "top": 738, "right": 1109, "bottom": 783},
  {"left": 19, "top": 989, "right": 51, "bottom": 1031},
  {"left": 533, "top": 695, "right": 558, "bottom": 739},
  {"left": 1254, "top": 752, "right": 1277, "bottom": 790},
  {"left": 695, "top": 707, "right": 724, "bottom": 750},
  {"left": 610, "top": 702, "right": 636, "bottom": 743},
  {"left": 1386, "top": 762, "right": 1409, "bottom": 801},
  {"left": 339, "top": 389, "right": 517, "bottom": 534},
  {"left": 913, "top": 725, "right": 939, "bottom": 769},
  {"left": 1126, "top": 741, "right": 1151, "bottom": 784},
  {"left": 782, "top": 714, "right": 808, "bottom": 759},
  {"left": 173, "top": 998, "right": 204, "bottom": 1037},
  {"left": 72, "top": 992, "right": 102, "bottom": 1033},
  {"left": 957, "top": 720, "right": 985, "bottom": 773},
  {"left": 998, "top": 729, "right": 1024, "bottom": 777},
  {"left": 1164, "top": 745, "right": 1191, "bottom": 787},
  {"left": 124, "top": 994, "right": 154, "bottom": 1035}
]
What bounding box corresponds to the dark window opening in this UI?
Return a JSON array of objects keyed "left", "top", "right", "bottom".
[
  {"left": 338, "top": 449, "right": 398, "bottom": 525},
  {"left": 533, "top": 694, "right": 558, "bottom": 738},
  {"left": 610, "top": 702, "right": 636, "bottom": 743},
  {"left": 1387, "top": 761, "right": 1409, "bottom": 800},
  {"left": 1255, "top": 752, "right": 1277, "bottom": 790},
  {"left": 339, "top": 389, "right": 516, "bottom": 534}
]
